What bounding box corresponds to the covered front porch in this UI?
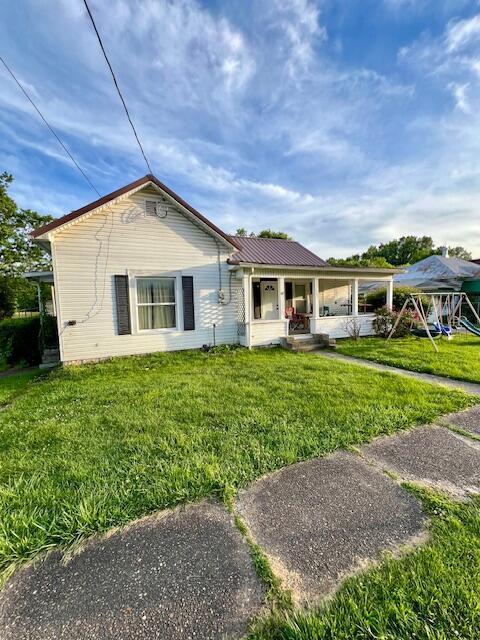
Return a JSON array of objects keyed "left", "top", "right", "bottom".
[{"left": 236, "top": 268, "right": 395, "bottom": 347}]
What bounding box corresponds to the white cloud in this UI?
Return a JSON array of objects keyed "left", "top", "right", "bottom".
[
  {"left": 2, "top": 0, "right": 480, "bottom": 259},
  {"left": 446, "top": 13, "right": 480, "bottom": 52},
  {"left": 448, "top": 82, "right": 472, "bottom": 112}
]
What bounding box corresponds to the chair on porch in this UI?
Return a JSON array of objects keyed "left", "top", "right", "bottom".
[{"left": 285, "top": 306, "right": 304, "bottom": 332}]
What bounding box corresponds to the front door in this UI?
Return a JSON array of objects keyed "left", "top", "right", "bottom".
[{"left": 261, "top": 281, "right": 278, "bottom": 319}]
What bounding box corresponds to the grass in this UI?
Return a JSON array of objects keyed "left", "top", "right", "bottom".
[
  {"left": 337, "top": 334, "right": 480, "bottom": 384},
  {"left": 0, "top": 348, "right": 476, "bottom": 582},
  {"left": 250, "top": 489, "right": 480, "bottom": 640},
  {"left": 0, "top": 369, "right": 41, "bottom": 406}
]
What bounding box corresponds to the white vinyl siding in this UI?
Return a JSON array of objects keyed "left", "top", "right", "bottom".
[{"left": 52, "top": 189, "right": 239, "bottom": 362}]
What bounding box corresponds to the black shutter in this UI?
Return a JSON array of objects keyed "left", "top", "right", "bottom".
[
  {"left": 114, "top": 275, "right": 131, "bottom": 335},
  {"left": 182, "top": 276, "right": 195, "bottom": 331}
]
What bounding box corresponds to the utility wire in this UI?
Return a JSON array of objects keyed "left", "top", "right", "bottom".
[
  {"left": 82, "top": 0, "right": 153, "bottom": 175},
  {"left": 0, "top": 54, "right": 101, "bottom": 197}
]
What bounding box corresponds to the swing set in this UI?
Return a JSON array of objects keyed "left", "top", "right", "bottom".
[{"left": 387, "top": 292, "right": 480, "bottom": 352}]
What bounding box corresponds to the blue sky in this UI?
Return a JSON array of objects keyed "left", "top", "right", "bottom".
[{"left": 1, "top": 0, "right": 480, "bottom": 257}]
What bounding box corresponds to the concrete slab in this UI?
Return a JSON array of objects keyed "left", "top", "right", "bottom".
[
  {"left": 237, "top": 452, "right": 425, "bottom": 604},
  {"left": 362, "top": 426, "right": 480, "bottom": 497},
  {"left": 441, "top": 406, "right": 480, "bottom": 437},
  {"left": 0, "top": 502, "right": 264, "bottom": 640}
]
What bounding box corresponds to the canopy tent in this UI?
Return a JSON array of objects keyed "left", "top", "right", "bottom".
[{"left": 394, "top": 254, "right": 480, "bottom": 292}]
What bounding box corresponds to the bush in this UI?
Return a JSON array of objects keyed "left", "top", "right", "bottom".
[
  {"left": 0, "top": 317, "right": 41, "bottom": 366},
  {"left": 366, "top": 285, "right": 428, "bottom": 312},
  {"left": 40, "top": 314, "right": 59, "bottom": 349},
  {"left": 0, "top": 277, "right": 16, "bottom": 320},
  {"left": 372, "top": 306, "right": 417, "bottom": 338}
]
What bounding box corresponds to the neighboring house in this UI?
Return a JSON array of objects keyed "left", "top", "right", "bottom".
[
  {"left": 394, "top": 248, "right": 480, "bottom": 292},
  {"left": 31, "top": 175, "right": 396, "bottom": 364}
]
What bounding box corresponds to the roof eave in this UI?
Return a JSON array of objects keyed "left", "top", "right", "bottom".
[
  {"left": 228, "top": 259, "right": 403, "bottom": 276},
  {"left": 31, "top": 174, "right": 240, "bottom": 251},
  {"left": 227, "top": 261, "right": 402, "bottom": 274}
]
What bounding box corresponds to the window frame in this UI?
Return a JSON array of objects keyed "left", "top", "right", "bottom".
[{"left": 128, "top": 271, "right": 183, "bottom": 334}]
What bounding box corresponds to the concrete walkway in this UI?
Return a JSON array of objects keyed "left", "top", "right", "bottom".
[
  {"left": 1, "top": 407, "right": 480, "bottom": 638},
  {"left": 0, "top": 503, "right": 264, "bottom": 640},
  {"left": 316, "top": 350, "right": 480, "bottom": 395}
]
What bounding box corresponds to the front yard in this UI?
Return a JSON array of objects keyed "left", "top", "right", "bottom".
[
  {"left": 337, "top": 334, "right": 480, "bottom": 384},
  {"left": 0, "top": 347, "right": 474, "bottom": 583},
  {"left": 2, "top": 348, "right": 480, "bottom": 639}
]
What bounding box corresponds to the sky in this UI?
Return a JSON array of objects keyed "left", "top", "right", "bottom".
[{"left": 1, "top": 0, "right": 480, "bottom": 258}]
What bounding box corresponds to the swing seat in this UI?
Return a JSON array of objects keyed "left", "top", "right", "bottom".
[{"left": 433, "top": 322, "right": 453, "bottom": 337}]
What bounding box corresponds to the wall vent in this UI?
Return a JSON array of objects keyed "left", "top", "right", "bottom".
[{"left": 145, "top": 200, "right": 167, "bottom": 218}]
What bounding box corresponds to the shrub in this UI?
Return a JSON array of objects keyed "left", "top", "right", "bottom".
[
  {"left": 40, "top": 314, "right": 59, "bottom": 349},
  {"left": 372, "top": 307, "right": 394, "bottom": 338},
  {"left": 0, "top": 317, "right": 41, "bottom": 366},
  {"left": 0, "top": 277, "right": 16, "bottom": 320},
  {"left": 343, "top": 317, "right": 362, "bottom": 340},
  {"left": 372, "top": 305, "right": 417, "bottom": 338},
  {"left": 366, "top": 285, "right": 428, "bottom": 312}
]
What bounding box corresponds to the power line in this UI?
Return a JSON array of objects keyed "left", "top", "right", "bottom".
[
  {"left": 82, "top": 0, "right": 153, "bottom": 175},
  {"left": 0, "top": 54, "right": 101, "bottom": 197}
]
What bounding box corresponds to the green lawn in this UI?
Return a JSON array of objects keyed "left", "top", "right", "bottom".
[
  {"left": 0, "top": 348, "right": 475, "bottom": 583},
  {"left": 337, "top": 334, "right": 480, "bottom": 384},
  {"left": 0, "top": 369, "right": 41, "bottom": 406},
  {"left": 252, "top": 490, "right": 480, "bottom": 640}
]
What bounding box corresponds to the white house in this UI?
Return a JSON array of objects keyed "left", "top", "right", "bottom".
[{"left": 31, "top": 175, "right": 396, "bottom": 364}]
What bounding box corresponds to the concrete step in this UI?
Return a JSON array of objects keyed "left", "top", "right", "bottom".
[
  {"left": 282, "top": 333, "right": 336, "bottom": 353},
  {"left": 41, "top": 348, "right": 60, "bottom": 366}
]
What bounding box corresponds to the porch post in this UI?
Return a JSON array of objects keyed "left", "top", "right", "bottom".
[
  {"left": 312, "top": 277, "right": 319, "bottom": 317},
  {"left": 386, "top": 278, "right": 394, "bottom": 310},
  {"left": 242, "top": 271, "right": 251, "bottom": 348},
  {"left": 278, "top": 276, "right": 288, "bottom": 337},
  {"left": 352, "top": 278, "right": 359, "bottom": 316}
]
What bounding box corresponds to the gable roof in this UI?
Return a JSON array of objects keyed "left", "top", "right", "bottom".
[
  {"left": 31, "top": 174, "right": 240, "bottom": 249},
  {"left": 227, "top": 235, "right": 328, "bottom": 267}
]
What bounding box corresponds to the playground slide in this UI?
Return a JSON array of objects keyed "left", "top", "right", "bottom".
[{"left": 459, "top": 316, "right": 480, "bottom": 337}]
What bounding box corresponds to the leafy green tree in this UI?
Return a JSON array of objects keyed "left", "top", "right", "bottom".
[
  {"left": 329, "top": 236, "right": 471, "bottom": 268},
  {"left": 0, "top": 172, "right": 53, "bottom": 277},
  {"left": 235, "top": 228, "right": 292, "bottom": 240},
  {"left": 447, "top": 246, "right": 472, "bottom": 260},
  {"left": 362, "top": 236, "right": 435, "bottom": 266},
  {"left": 258, "top": 229, "right": 292, "bottom": 240},
  {"left": 0, "top": 172, "right": 53, "bottom": 318},
  {"left": 327, "top": 256, "right": 395, "bottom": 269}
]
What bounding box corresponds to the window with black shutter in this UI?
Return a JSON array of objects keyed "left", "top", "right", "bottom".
[
  {"left": 114, "top": 275, "right": 131, "bottom": 335},
  {"left": 182, "top": 276, "right": 195, "bottom": 331}
]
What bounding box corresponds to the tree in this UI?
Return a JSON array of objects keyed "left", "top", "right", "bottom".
[
  {"left": 0, "top": 173, "right": 53, "bottom": 318},
  {"left": 327, "top": 255, "right": 395, "bottom": 269},
  {"left": 258, "top": 229, "right": 292, "bottom": 240},
  {"left": 448, "top": 246, "right": 472, "bottom": 260},
  {"left": 234, "top": 227, "right": 293, "bottom": 240},
  {"left": 0, "top": 172, "right": 53, "bottom": 277},
  {"left": 362, "top": 236, "right": 435, "bottom": 266},
  {"left": 329, "top": 235, "right": 471, "bottom": 268}
]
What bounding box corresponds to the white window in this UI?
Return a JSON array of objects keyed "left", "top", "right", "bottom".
[{"left": 136, "top": 277, "right": 176, "bottom": 330}]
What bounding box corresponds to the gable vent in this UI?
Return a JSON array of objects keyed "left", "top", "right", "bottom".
[
  {"left": 145, "top": 200, "right": 158, "bottom": 216},
  {"left": 145, "top": 200, "right": 167, "bottom": 218}
]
